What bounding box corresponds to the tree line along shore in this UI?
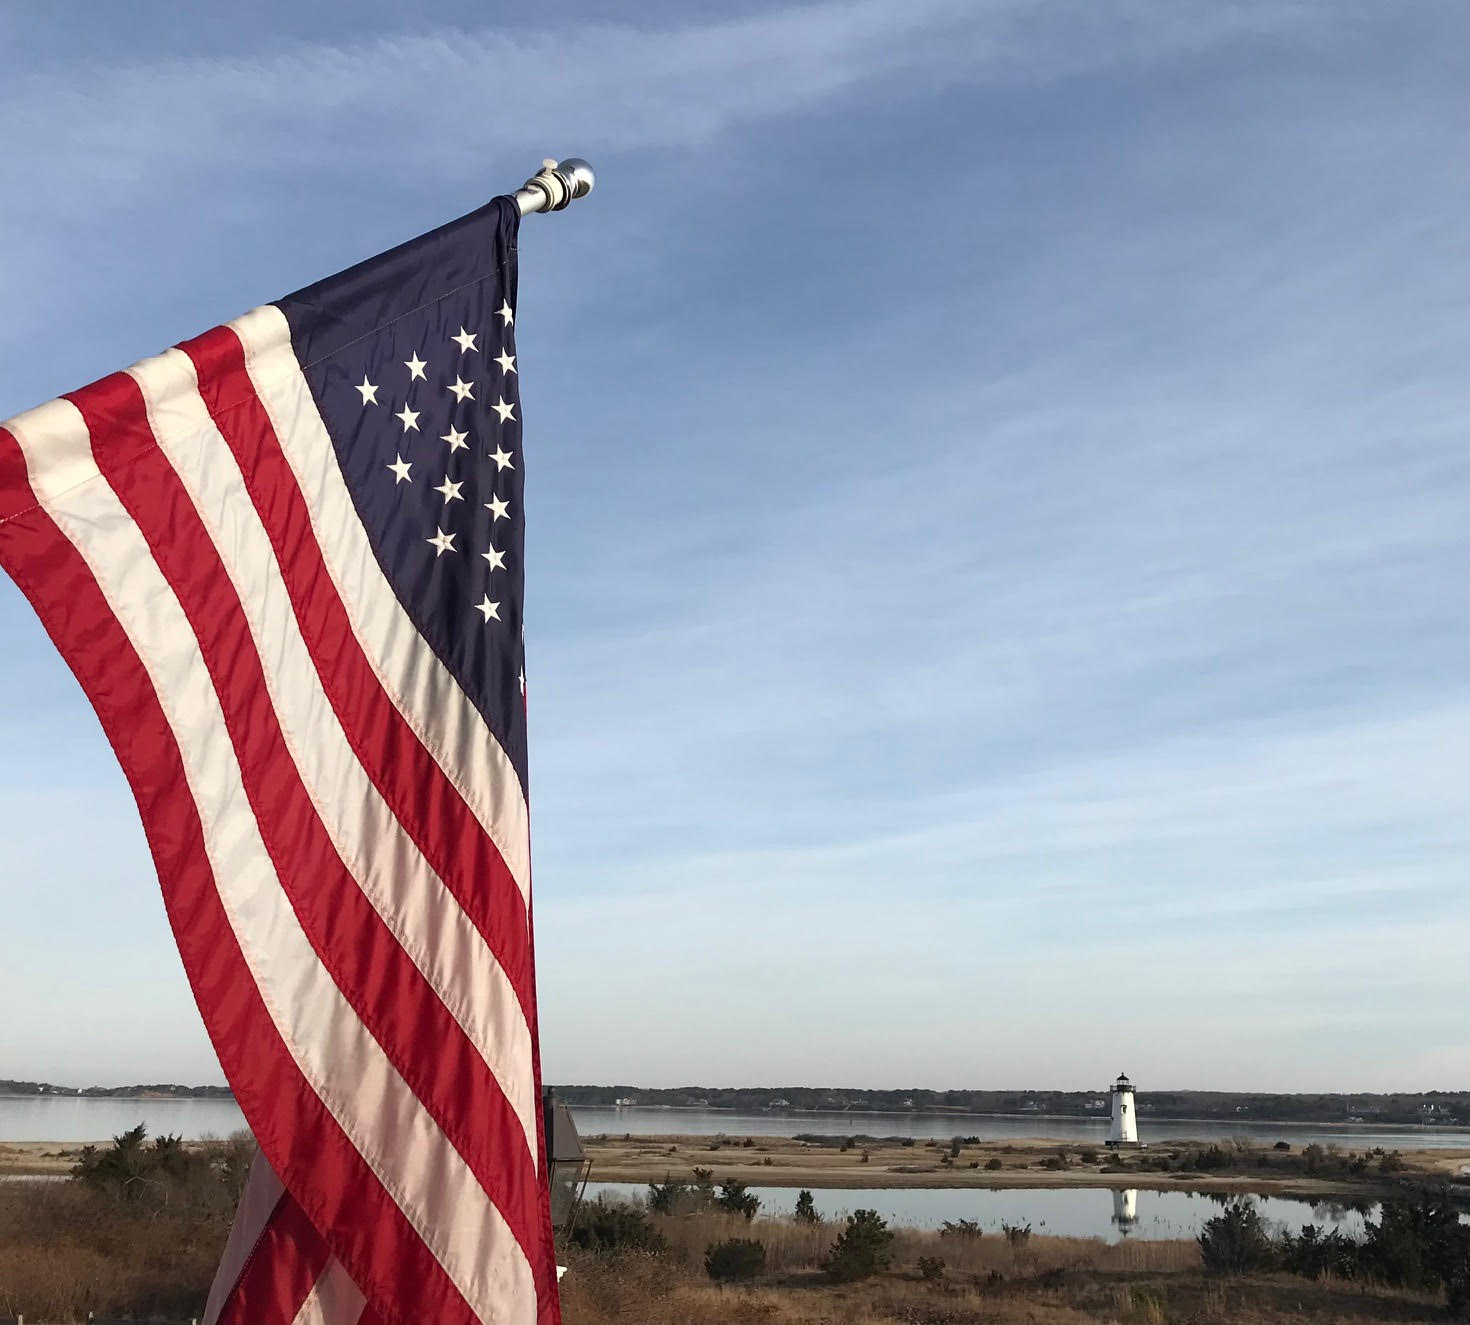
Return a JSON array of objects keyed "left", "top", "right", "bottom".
[{"left": 7, "top": 1079, "right": 1469, "bottom": 1126}]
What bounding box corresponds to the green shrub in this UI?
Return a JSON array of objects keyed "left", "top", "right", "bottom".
[
  {"left": 1279, "top": 1225, "right": 1359, "bottom": 1279},
  {"left": 647, "top": 1177, "right": 692, "bottom": 1214},
  {"left": 824, "top": 1209, "right": 894, "bottom": 1282},
  {"left": 705, "top": 1238, "right": 766, "bottom": 1282},
  {"left": 716, "top": 1179, "right": 760, "bottom": 1220},
  {"left": 917, "top": 1254, "right": 945, "bottom": 1281},
  {"left": 1360, "top": 1194, "right": 1468, "bottom": 1292},
  {"left": 794, "top": 1189, "right": 820, "bottom": 1224},
  {"left": 939, "top": 1218, "right": 981, "bottom": 1240},
  {"left": 1378, "top": 1150, "right": 1406, "bottom": 1174},
  {"left": 569, "top": 1198, "right": 667, "bottom": 1256},
  {"left": 1199, "top": 1202, "right": 1275, "bottom": 1274},
  {"left": 985, "top": 1157, "right": 1003, "bottom": 1171}
]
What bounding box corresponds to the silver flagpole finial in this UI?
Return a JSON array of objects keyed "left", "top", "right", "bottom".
[{"left": 514, "top": 158, "right": 596, "bottom": 216}]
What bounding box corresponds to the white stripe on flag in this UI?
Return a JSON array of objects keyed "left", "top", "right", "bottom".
[
  {"left": 230, "top": 304, "right": 534, "bottom": 906},
  {"left": 291, "top": 1258, "right": 366, "bottom": 1325},
  {"left": 127, "top": 347, "right": 538, "bottom": 1159},
  {"left": 5, "top": 399, "right": 537, "bottom": 1325}
]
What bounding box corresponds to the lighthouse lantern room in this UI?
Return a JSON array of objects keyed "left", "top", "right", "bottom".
[{"left": 1106, "top": 1072, "right": 1140, "bottom": 1148}]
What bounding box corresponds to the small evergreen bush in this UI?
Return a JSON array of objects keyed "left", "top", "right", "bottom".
[
  {"left": 917, "top": 1254, "right": 945, "bottom": 1281},
  {"left": 1199, "top": 1202, "right": 1275, "bottom": 1274},
  {"left": 704, "top": 1237, "right": 766, "bottom": 1282},
  {"left": 825, "top": 1209, "right": 894, "bottom": 1282}
]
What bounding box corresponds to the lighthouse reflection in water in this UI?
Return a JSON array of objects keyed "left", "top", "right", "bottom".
[{"left": 1111, "top": 1188, "right": 1139, "bottom": 1236}]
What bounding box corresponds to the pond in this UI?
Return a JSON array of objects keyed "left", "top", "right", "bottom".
[{"left": 582, "top": 1180, "right": 1373, "bottom": 1244}]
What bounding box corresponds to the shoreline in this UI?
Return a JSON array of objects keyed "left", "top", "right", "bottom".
[
  {"left": 5, "top": 1094, "right": 1469, "bottom": 1134},
  {"left": 578, "top": 1132, "right": 1470, "bottom": 1202},
  {"left": 8, "top": 1132, "right": 1469, "bottom": 1199}
]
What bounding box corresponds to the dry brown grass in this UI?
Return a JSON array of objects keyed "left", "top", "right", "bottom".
[
  {"left": 1, "top": 1174, "right": 1451, "bottom": 1324},
  {"left": 557, "top": 1208, "right": 1448, "bottom": 1325},
  {"left": 0, "top": 1136, "right": 251, "bottom": 1321}
]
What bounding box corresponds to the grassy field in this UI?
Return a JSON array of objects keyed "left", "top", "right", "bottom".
[
  {"left": 560, "top": 1207, "right": 1451, "bottom": 1324},
  {"left": 2, "top": 1131, "right": 1465, "bottom": 1323},
  {"left": 2, "top": 1178, "right": 1460, "bottom": 1322}
]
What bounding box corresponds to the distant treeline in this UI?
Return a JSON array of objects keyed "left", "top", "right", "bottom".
[
  {"left": 0, "top": 1079, "right": 234, "bottom": 1100},
  {"left": 6, "top": 1078, "right": 1467, "bottom": 1126},
  {"left": 549, "top": 1085, "right": 1470, "bottom": 1127}
]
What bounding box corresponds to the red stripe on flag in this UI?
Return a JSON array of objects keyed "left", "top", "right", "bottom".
[
  {"left": 0, "top": 427, "right": 476, "bottom": 1325},
  {"left": 64, "top": 373, "right": 544, "bottom": 1274},
  {"left": 215, "top": 1193, "right": 333, "bottom": 1325},
  {"left": 181, "top": 325, "right": 536, "bottom": 1017}
]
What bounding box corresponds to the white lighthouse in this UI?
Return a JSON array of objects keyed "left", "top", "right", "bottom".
[{"left": 1107, "top": 1072, "right": 1139, "bottom": 1148}]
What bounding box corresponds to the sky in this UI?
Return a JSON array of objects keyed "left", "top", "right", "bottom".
[{"left": 0, "top": 1, "right": 1465, "bottom": 1095}]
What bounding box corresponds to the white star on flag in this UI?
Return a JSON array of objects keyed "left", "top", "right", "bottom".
[
  {"left": 492, "top": 398, "right": 515, "bottom": 424},
  {"left": 493, "top": 350, "right": 516, "bottom": 375},
  {"left": 482, "top": 546, "right": 507, "bottom": 570},
  {"left": 356, "top": 376, "right": 379, "bottom": 405},
  {"left": 386, "top": 455, "right": 412, "bottom": 483},
  {"left": 426, "top": 528, "right": 456, "bottom": 556},
  {"left": 496, "top": 300, "right": 514, "bottom": 326},
  {"left": 489, "top": 446, "right": 514, "bottom": 471},
  {"left": 451, "top": 327, "right": 478, "bottom": 353},
  {"left": 475, "top": 595, "right": 501, "bottom": 622},
  {"left": 486, "top": 494, "right": 510, "bottom": 522},
  {"left": 448, "top": 377, "right": 474, "bottom": 403},
  {"left": 404, "top": 352, "right": 428, "bottom": 381},
  {"left": 433, "top": 476, "right": 464, "bottom": 505},
  {"left": 440, "top": 426, "right": 468, "bottom": 453},
  {"left": 395, "top": 404, "right": 420, "bottom": 432}
]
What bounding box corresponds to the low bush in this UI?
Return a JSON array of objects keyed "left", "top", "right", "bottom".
[
  {"left": 985, "top": 1157, "right": 1004, "bottom": 1171},
  {"left": 825, "top": 1209, "right": 894, "bottom": 1282},
  {"left": 569, "top": 1199, "right": 667, "bottom": 1256},
  {"left": 939, "top": 1219, "right": 981, "bottom": 1239},
  {"left": 646, "top": 1177, "right": 692, "bottom": 1214},
  {"left": 917, "top": 1254, "right": 945, "bottom": 1281},
  {"left": 715, "top": 1180, "right": 760, "bottom": 1220},
  {"left": 793, "top": 1189, "right": 819, "bottom": 1224},
  {"left": 1199, "top": 1202, "right": 1275, "bottom": 1274},
  {"left": 1279, "top": 1225, "right": 1359, "bottom": 1279},
  {"left": 704, "top": 1237, "right": 766, "bottom": 1282},
  {"left": 1001, "top": 1221, "right": 1032, "bottom": 1247}
]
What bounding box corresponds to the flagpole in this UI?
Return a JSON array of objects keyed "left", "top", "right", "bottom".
[{"left": 514, "top": 158, "right": 595, "bottom": 216}]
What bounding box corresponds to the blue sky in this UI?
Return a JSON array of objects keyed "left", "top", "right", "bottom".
[{"left": 1, "top": 1, "right": 1465, "bottom": 1094}]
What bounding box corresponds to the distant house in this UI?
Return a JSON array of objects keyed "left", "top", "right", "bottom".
[
  {"left": 768, "top": 1098, "right": 790, "bottom": 1109},
  {"left": 613, "top": 1097, "right": 637, "bottom": 1107},
  {"left": 1084, "top": 1098, "right": 1107, "bottom": 1112}
]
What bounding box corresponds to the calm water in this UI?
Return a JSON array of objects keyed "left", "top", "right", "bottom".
[
  {"left": 3, "top": 1097, "right": 1467, "bottom": 1152},
  {"left": 583, "top": 1181, "right": 1374, "bottom": 1244},
  {"left": 0, "top": 1096, "right": 249, "bottom": 1142},
  {"left": 572, "top": 1105, "right": 1470, "bottom": 1152}
]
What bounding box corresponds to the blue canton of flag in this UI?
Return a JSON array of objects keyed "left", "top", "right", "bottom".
[{"left": 280, "top": 200, "right": 529, "bottom": 789}]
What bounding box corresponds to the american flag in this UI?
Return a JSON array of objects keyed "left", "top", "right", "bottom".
[{"left": 0, "top": 198, "right": 559, "bottom": 1325}]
